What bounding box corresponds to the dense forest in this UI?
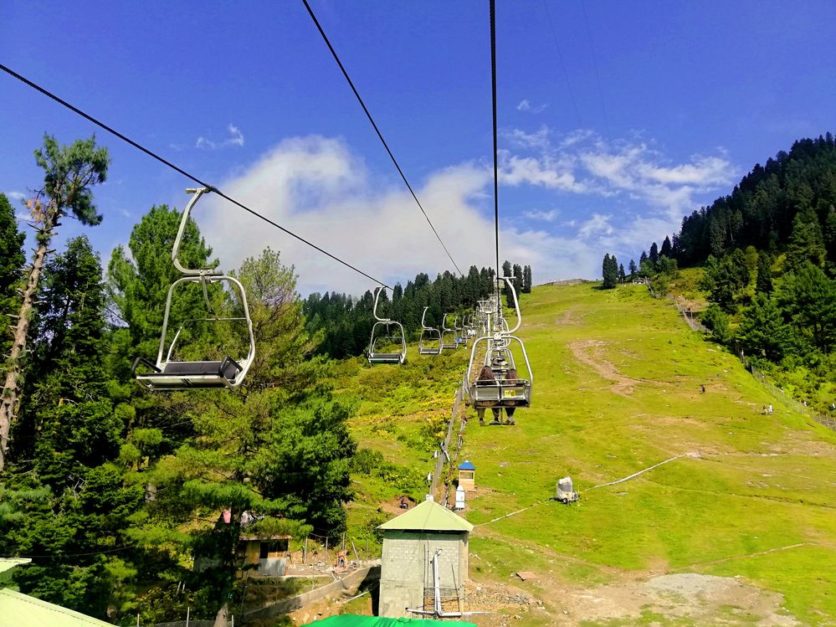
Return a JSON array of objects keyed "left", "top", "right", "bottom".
[
  {"left": 303, "top": 261, "right": 532, "bottom": 359},
  {"left": 634, "top": 135, "right": 836, "bottom": 410},
  {"left": 0, "top": 137, "right": 355, "bottom": 623}
]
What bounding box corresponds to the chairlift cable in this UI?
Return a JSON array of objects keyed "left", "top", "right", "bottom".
[
  {"left": 489, "top": 0, "right": 501, "bottom": 287},
  {"left": 541, "top": 0, "right": 583, "bottom": 128},
  {"left": 301, "top": 0, "right": 464, "bottom": 277},
  {"left": 0, "top": 63, "right": 392, "bottom": 290}
]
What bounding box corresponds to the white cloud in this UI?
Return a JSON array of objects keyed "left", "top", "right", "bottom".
[
  {"left": 499, "top": 128, "right": 734, "bottom": 251},
  {"left": 5, "top": 191, "right": 30, "bottom": 222},
  {"left": 577, "top": 213, "right": 613, "bottom": 239},
  {"left": 517, "top": 99, "right": 547, "bottom": 114},
  {"left": 194, "top": 130, "right": 735, "bottom": 293},
  {"left": 523, "top": 209, "right": 559, "bottom": 222},
  {"left": 198, "top": 136, "right": 611, "bottom": 293},
  {"left": 500, "top": 151, "right": 587, "bottom": 192},
  {"left": 196, "top": 123, "right": 245, "bottom": 150},
  {"left": 505, "top": 126, "right": 550, "bottom": 150}
]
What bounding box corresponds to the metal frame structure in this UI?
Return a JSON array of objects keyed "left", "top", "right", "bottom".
[
  {"left": 441, "top": 313, "right": 460, "bottom": 350},
  {"left": 463, "top": 278, "right": 533, "bottom": 409},
  {"left": 367, "top": 287, "right": 407, "bottom": 365},
  {"left": 418, "top": 306, "right": 443, "bottom": 356},
  {"left": 133, "top": 188, "right": 256, "bottom": 390}
]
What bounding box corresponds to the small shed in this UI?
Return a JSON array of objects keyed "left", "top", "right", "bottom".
[
  {"left": 239, "top": 534, "right": 291, "bottom": 577},
  {"left": 457, "top": 460, "right": 476, "bottom": 491},
  {"left": 378, "top": 499, "right": 473, "bottom": 618}
]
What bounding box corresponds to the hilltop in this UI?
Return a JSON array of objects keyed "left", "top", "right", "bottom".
[{"left": 339, "top": 280, "right": 836, "bottom": 625}]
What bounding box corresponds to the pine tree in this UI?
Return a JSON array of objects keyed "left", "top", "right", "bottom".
[
  {"left": 777, "top": 262, "right": 836, "bottom": 353},
  {"left": 2, "top": 236, "right": 141, "bottom": 618},
  {"left": 737, "top": 294, "right": 792, "bottom": 361},
  {"left": 1, "top": 136, "right": 109, "bottom": 470},
  {"left": 786, "top": 206, "right": 826, "bottom": 270},
  {"left": 602, "top": 254, "right": 617, "bottom": 289},
  {"left": 756, "top": 251, "right": 773, "bottom": 294},
  {"left": 629, "top": 259, "right": 637, "bottom": 277},
  {"left": 618, "top": 263, "right": 626, "bottom": 283},
  {"left": 0, "top": 194, "right": 26, "bottom": 366},
  {"left": 660, "top": 236, "right": 672, "bottom": 258},
  {"left": 512, "top": 263, "right": 523, "bottom": 295},
  {"left": 701, "top": 251, "right": 751, "bottom": 312},
  {"left": 649, "top": 242, "right": 659, "bottom": 264},
  {"left": 522, "top": 265, "right": 532, "bottom": 293}
]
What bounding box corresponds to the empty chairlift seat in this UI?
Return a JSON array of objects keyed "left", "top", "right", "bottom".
[
  {"left": 133, "top": 188, "right": 256, "bottom": 390},
  {"left": 418, "top": 306, "right": 443, "bottom": 356},
  {"left": 367, "top": 286, "right": 407, "bottom": 365}
]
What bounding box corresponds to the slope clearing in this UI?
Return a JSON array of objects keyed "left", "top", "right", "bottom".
[{"left": 342, "top": 282, "right": 836, "bottom": 625}]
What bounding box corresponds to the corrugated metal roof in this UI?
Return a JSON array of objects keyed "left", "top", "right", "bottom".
[
  {"left": 0, "top": 589, "right": 113, "bottom": 627},
  {"left": 0, "top": 558, "right": 30, "bottom": 574},
  {"left": 378, "top": 499, "right": 473, "bottom": 532}
]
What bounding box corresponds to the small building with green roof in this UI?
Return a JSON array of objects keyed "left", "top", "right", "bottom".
[
  {"left": 377, "top": 498, "right": 473, "bottom": 618},
  {"left": 0, "top": 588, "right": 114, "bottom": 627}
]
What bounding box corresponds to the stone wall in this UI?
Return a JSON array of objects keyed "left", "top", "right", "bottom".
[{"left": 379, "top": 531, "right": 468, "bottom": 617}]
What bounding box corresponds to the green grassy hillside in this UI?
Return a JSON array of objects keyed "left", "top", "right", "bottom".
[{"left": 341, "top": 282, "right": 836, "bottom": 624}]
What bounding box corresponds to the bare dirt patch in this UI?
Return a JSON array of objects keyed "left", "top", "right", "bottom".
[
  {"left": 556, "top": 573, "right": 798, "bottom": 625},
  {"left": 557, "top": 308, "right": 582, "bottom": 326},
  {"left": 569, "top": 339, "right": 642, "bottom": 396},
  {"left": 465, "top": 571, "right": 798, "bottom": 626}
]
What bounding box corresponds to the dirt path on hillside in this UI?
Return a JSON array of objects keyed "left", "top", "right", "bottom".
[
  {"left": 569, "top": 339, "right": 642, "bottom": 395},
  {"left": 467, "top": 567, "right": 799, "bottom": 626},
  {"left": 471, "top": 522, "right": 801, "bottom": 625},
  {"left": 555, "top": 573, "right": 799, "bottom": 626}
]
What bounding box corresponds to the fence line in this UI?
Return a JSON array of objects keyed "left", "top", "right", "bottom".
[{"left": 430, "top": 388, "right": 461, "bottom": 503}]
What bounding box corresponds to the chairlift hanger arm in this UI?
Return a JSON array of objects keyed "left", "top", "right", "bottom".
[
  {"left": 499, "top": 276, "right": 522, "bottom": 334},
  {"left": 172, "top": 187, "right": 218, "bottom": 276}
]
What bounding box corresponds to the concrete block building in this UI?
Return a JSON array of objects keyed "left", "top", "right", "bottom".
[{"left": 378, "top": 499, "right": 473, "bottom": 618}]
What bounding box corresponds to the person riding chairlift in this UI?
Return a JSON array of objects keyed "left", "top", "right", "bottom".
[
  {"left": 476, "top": 365, "right": 494, "bottom": 424},
  {"left": 504, "top": 368, "right": 518, "bottom": 425}
]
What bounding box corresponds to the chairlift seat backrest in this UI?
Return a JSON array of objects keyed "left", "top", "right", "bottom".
[
  {"left": 418, "top": 306, "right": 443, "bottom": 356},
  {"left": 367, "top": 287, "right": 407, "bottom": 365}
]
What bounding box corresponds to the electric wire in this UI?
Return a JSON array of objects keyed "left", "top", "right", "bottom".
[
  {"left": 0, "top": 63, "right": 392, "bottom": 290},
  {"left": 300, "top": 0, "right": 464, "bottom": 277},
  {"left": 489, "top": 0, "right": 502, "bottom": 304},
  {"left": 579, "top": 1, "right": 611, "bottom": 134},
  {"left": 541, "top": 0, "right": 583, "bottom": 129}
]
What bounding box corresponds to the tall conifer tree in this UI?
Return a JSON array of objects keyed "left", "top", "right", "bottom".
[{"left": 1, "top": 137, "right": 109, "bottom": 470}]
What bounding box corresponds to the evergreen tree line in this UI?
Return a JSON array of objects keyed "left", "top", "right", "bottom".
[
  {"left": 634, "top": 134, "right": 836, "bottom": 409},
  {"left": 303, "top": 262, "right": 533, "bottom": 359},
  {"left": 699, "top": 246, "right": 835, "bottom": 409},
  {"left": 600, "top": 249, "right": 677, "bottom": 292},
  {"left": 0, "top": 137, "right": 358, "bottom": 623},
  {"left": 660, "top": 134, "right": 836, "bottom": 268}
]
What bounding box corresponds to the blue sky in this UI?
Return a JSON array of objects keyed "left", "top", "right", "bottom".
[{"left": 2, "top": 1, "right": 835, "bottom": 294}]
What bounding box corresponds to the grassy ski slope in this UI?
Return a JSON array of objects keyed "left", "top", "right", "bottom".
[{"left": 342, "top": 281, "right": 836, "bottom": 624}]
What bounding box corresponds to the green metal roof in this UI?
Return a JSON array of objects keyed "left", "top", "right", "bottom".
[
  {"left": 0, "top": 588, "right": 113, "bottom": 627},
  {"left": 0, "top": 558, "right": 31, "bottom": 574},
  {"left": 305, "top": 615, "right": 476, "bottom": 626},
  {"left": 378, "top": 499, "right": 473, "bottom": 533}
]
